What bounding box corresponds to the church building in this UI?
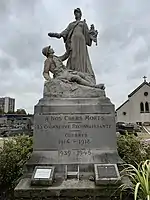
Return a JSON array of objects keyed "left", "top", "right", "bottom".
[{"left": 116, "top": 77, "right": 150, "bottom": 124}]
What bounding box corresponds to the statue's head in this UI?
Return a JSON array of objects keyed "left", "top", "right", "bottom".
[
  {"left": 42, "top": 46, "right": 54, "bottom": 57},
  {"left": 74, "top": 8, "right": 82, "bottom": 20}
]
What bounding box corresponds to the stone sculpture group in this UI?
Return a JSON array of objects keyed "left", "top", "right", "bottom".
[
  {"left": 42, "top": 8, "right": 105, "bottom": 97},
  {"left": 15, "top": 8, "right": 123, "bottom": 200}
]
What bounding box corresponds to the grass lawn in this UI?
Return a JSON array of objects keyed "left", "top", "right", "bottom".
[{"left": 137, "top": 132, "right": 150, "bottom": 140}]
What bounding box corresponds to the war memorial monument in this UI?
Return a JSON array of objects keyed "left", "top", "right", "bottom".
[{"left": 15, "top": 8, "right": 130, "bottom": 200}]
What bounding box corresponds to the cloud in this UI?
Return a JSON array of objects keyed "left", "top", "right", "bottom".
[{"left": 0, "top": 0, "right": 150, "bottom": 112}]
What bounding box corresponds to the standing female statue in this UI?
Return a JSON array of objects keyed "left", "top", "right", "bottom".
[{"left": 48, "top": 8, "right": 98, "bottom": 84}]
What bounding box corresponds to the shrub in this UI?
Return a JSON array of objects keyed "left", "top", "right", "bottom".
[
  {"left": 117, "top": 134, "right": 147, "bottom": 166},
  {"left": 144, "top": 143, "right": 150, "bottom": 160},
  {"left": 120, "top": 160, "right": 150, "bottom": 200},
  {"left": 0, "top": 135, "right": 33, "bottom": 189}
]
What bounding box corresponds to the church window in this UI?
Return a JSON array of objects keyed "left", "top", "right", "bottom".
[
  {"left": 140, "top": 102, "right": 144, "bottom": 112},
  {"left": 145, "top": 102, "right": 149, "bottom": 112},
  {"left": 123, "top": 112, "right": 126, "bottom": 115},
  {"left": 144, "top": 92, "right": 148, "bottom": 96}
]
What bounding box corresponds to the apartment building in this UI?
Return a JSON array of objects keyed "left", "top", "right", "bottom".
[{"left": 0, "top": 97, "right": 15, "bottom": 113}]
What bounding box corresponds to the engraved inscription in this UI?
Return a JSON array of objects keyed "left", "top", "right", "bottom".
[
  {"left": 58, "top": 138, "right": 91, "bottom": 145},
  {"left": 35, "top": 114, "right": 111, "bottom": 130},
  {"left": 97, "top": 165, "right": 118, "bottom": 178},
  {"left": 35, "top": 124, "right": 111, "bottom": 129},
  {"left": 34, "top": 113, "right": 115, "bottom": 153},
  {"left": 58, "top": 149, "right": 92, "bottom": 157}
]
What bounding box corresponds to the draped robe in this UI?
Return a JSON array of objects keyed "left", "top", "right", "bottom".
[{"left": 60, "top": 20, "right": 96, "bottom": 84}]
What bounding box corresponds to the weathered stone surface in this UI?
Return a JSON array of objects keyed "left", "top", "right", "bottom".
[
  {"left": 42, "top": 45, "right": 105, "bottom": 98},
  {"left": 94, "top": 164, "right": 121, "bottom": 185},
  {"left": 25, "top": 97, "right": 121, "bottom": 170},
  {"left": 14, "top": 7, "right": 125, "bottom": 200},
  {"left": 14, "top": 177, "right": 132, "bottom": 200},
  {"left": 43, "top": 79, "right": 105, "bottom": 98},
  {"left": 48, "top": 8, "right": 98, "bottom": 80},
  {"left": 42, "top": 45, "right": 103, "bottom": 95},
  {"left": 34, "top": 112, "right": 116, "bottom": 150},
  {"left": 14, "top": 178, "right": 119, "bottom": 198},
  {"left": 35, "top": 97, "right": 112, "bottom": 114}
]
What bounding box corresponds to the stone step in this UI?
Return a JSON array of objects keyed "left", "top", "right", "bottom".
[{"left": 65, "top": 165, "right": 80, "bottom": 180}]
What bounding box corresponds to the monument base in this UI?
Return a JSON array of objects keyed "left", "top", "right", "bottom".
[
  {"left": 14, "top": 177, "right": 133, "bottom": 200},
  {"left": 14, "top": 96, "right": 127, "bottom": 199},
  {"left": 29, "top": 96, "right": 121, "bottom": 171}
]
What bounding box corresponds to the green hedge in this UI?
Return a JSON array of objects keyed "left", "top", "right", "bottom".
[
  {"left": 0, "top": 135, "right": 33, "bottom": 189},
  {"left": 0, "top": 134, "right": 149, "bottom": 192},
  {"left": 117, "top": 134, "right": 150, "bottom": 166}
]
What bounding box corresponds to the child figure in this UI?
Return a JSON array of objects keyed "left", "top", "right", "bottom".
[{"left": 89, "top": 24, "right": 98, "bottom": 46}]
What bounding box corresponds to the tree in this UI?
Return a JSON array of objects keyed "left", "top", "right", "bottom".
[
  {"left": 7, "top": 111, "right": 15, "bottom": 114},
  {"left": 16, "top": 109, "right": 27, "bottom": 115},
  {"left": 0, "top": 109, "right": 5, "bottom": 115}
]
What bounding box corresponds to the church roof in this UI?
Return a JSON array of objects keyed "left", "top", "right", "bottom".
[
  {"left": 128, "top": 81, "right": 150, "bottom": 97},
  {"left": 116, "top": 99, "right": 129, "bottom": 111},
  {"left": 116, "top": 81, "right": 150, "bottom": 111}
]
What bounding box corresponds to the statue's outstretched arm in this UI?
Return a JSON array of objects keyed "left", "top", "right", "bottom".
[
  {"left": 48, "top": 23, "right": 71, "bottom": 42},
  {"left": 48, "top": 32, "right": 61, "bottom": 39},
  {"left": 58, "top": 51, "right": 69, "bottom": 61}
]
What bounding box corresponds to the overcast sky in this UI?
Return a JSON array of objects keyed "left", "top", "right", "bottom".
[{"left": 0, "top": 0, "right": 150, "bottom": 113}]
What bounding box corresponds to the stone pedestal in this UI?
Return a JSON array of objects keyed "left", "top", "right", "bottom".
[
  {"left": 15, "top": 177, "right": 133, "bottom": 200},
  {"left": 27, "top": 97, "right": 121, "bottom": 171},
  {"left": 14, "top": 96, "right": 128, "bottom": 200}
]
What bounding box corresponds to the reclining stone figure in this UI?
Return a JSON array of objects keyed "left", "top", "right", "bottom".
[{"left": 42, "top": 45, "right": 104, "bottom": 89}]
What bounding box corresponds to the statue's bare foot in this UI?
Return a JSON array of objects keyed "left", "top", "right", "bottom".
[{"left": 95, "top": 84, "right": 105, "bottom": 90}]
